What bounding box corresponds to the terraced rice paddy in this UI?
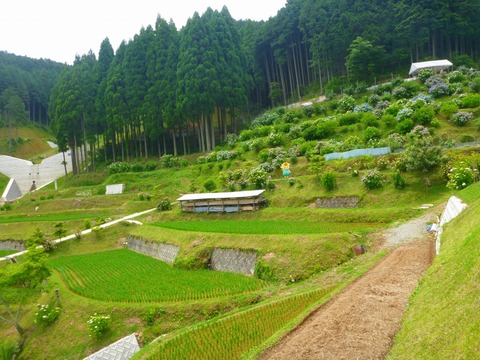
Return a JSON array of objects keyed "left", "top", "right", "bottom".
[
  {"left": 50, "top": 249, "right": 266, "bottom": 302},
  {"left": 153, "top": 220, "right": 381, "bottom": 234}
]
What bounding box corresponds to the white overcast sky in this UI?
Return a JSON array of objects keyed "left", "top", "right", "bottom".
[{"left": 0, "top": 0, "right": 286, "bottom": 64}]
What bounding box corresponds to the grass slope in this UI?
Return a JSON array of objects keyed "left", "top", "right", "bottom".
[{"left": 388, "top": 182, "right": 480, "bottom": 359}]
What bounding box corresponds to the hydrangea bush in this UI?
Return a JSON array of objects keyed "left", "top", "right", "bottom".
[
  {"left": 446, "top": 166, "right": 476, "bottom": 190},
  {"left": 34, "top": 304, "right": 61, "bottom": 325},
  {"left": 87, "top": 314, "right": 112, "bottom": 338},
  {"left": 451, "top": 111, "right": 474, "bottom": 126},
  {"left": 361, "top": 169, "right": 384, "bottom": 190}
]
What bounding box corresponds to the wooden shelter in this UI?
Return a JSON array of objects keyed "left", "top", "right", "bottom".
[{"left": 177, "top": 190, "right": 266, "bottom": 213}]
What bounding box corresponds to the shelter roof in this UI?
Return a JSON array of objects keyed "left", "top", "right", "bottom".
[
  {"left": 177, "top": 190, "right": 265, "bottom": 202},
  {"left": 409, "top": 59, "right": 452, "bottom": 75}
]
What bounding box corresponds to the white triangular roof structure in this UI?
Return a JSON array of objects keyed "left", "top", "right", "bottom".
[{"left": 409, "top": 59, "right": 453, "bottom": 76}]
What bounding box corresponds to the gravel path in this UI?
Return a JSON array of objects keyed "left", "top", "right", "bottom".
[{"left": 260, "top": 209, "right": 439, "bottom": 360}]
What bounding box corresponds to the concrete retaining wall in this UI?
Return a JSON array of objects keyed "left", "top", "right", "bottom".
[
  {"left": 0, "top": 240, "right": 26, "bottom": 251},
  {"left": 127, "top": 236, "right": 179, "bottom": 264},
  {"left": 315, "top": 196, "right": 359, "bottom": 209},
  {"left": 210, "top": 248, "right": 257, "bottom": 275}
]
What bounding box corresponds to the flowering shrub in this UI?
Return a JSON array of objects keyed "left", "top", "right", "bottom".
[
  {"left": 353, "top": 103, "right": 373, "bottom": 113},
  {"left": 410, "top": 93, "right": 434, "bottom": 104},
  {"left": 376, "top": 156, "right": 390, "bottom": 171},
  {"left": 418, "top": 69, "right": 436, "bottom": 83},
  {"left": 368, "top": 94, "right": 381, "bottom": 106},
  {"left": 34, "top": 304, "right": 61, "bottom": 325},
  {"left": 338, "top": 95, "right": 355, "bottom": 112},
  {"left": 87, "top": 314, "right": 112, "bottom": 338},
  {"left": 446, "top": 166, "right": 475, "bottom": 190},
  {"left": 225, "top": 133, "right": 238, "bottom": 147},
  {"left": 249, "top": 168, "right": 269, "bottom": 189},
  {"left": 426, "top": 76, "right": 450, "bottom": 97},
  {"left": 361, "top": 169, "right": 384, "bottom": 190},
  {"left": 107, "top": 162, "right": 130, "bottom": 174},
  {"left": 251, "top": 110, "right": 281, "bottom": 127},
  {"left": 392, "top": 86, "right": 408, "bottom": 99},
  {"left": 451, "top": 111, "right": 474, "bottom": 126},
  {"left": 395, "top": 107, "right": 413, "bottom": 122}
]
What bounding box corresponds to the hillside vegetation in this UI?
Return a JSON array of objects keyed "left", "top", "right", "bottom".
[
  {"left": 1, "top": 69, "right": 480, "bottom": 359},
  {"left": 388, "top": 182, "right": 480, "bottom": 359}
]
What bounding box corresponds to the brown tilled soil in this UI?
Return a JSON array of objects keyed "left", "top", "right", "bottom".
[{"left": 260, "top": 211, "right": 437, "bottom": 360}]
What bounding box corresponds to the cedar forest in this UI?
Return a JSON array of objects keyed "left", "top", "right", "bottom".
[{"left": 1, "top": 0, "right": 479, "bottom": 170}]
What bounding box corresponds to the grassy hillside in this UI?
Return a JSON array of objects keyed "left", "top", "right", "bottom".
[
  {"left": 0, "top": 125, "right": 56, "bottom": 161},
  {"left": 388, "top": 182, "right": 480, "bottom": 358},
  {"left": 1, "top": 69, "right": 480, "bottom": 359}
]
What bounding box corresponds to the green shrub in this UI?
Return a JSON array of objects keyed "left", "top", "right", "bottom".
[
  {"left": 446, "top": 165, "right": 475, "bottom": 190},
  {"left": 440, "top": 101, "right": 459, "bottom": 118},
  {"left": 87, "top": 313, "right": 111, "bottom": 338},
  {"left": 418, "top": 69, "right": 436, "bottom": 83},
  {"left": 412, "top": 106, "right": 435, "bottom": 125},
  {"left": 321, "top": 171, "right": 337, "bottom": 191},
  {"left": 338, "top": 95, "right": 356, "bottom": 112},
  {"left": 34, "top": 304, "right": 61, "bottom": 325},
  {"left": 157, "top": 199, "right": 172, "bottom": 211},
  {"left": 392, "top": 171, "right": 407, "bottom": 190},
  {"left": 338, "top": 112, "right": 361, "bottom": 126},
  {"left": 364, "top": 126, "right": 382, "bottom": 142},
  {"left": 144, "top": 161, "right": 158, "bottom": 171},
  {"left": 458, "top": 93, "right": 480, "bottom": 108},
  {"left": 130, "top": 162, "right": 145, "bottom": 172},
  {"left": 203, "top": 179, "right": 217, "bottom": 192},
  {"left": 107, "top": 162, "right": 130, "bottom": 174}
]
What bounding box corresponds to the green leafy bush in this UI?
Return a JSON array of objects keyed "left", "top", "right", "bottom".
[
  {"left": 458, "top": 93, "right": 480, "bottom": 108},
  {"left": 321, "top": 171, "right": 337, "bottom": 191},
  {"left": 446, "top": 165, "right": 476, "bottom": 190},
  {"left": 392, "top": 171, "right": 407, "bottom": 190},
  {"left": 203, "top": 179, "right": 217, "bottom": 192},
  {"left": 87, "top": 313, "right": 111, "bottom": 338},
  {"left": 107, "top": 162, "right": 130, "bottom": 174},
  {"left": 157, "top": 199, "right": 172, "bottom": 211},
  {"left": 34, "top": 304, "right": 61, "bottom": 325}
]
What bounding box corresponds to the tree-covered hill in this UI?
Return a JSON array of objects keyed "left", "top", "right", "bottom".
[{"left": 0, "top": 52, "right": 64, "bottom": 126}]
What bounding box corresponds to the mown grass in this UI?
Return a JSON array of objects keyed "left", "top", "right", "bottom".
[
  {"left": 50, "top": 249, "right": 267, "bottom": 303},
  {"left": 388, "top": 182, "right": 480, "bottom": 359},
  {"left": 153, "top": 220, "right": 382, "bottom": 234}
]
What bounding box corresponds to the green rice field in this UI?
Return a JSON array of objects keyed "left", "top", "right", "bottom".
[
  {"left": 135, "top": 286, "right": 334, "bottom": 359},
  {"left": 152, "top": 220, "right": 381, "bottom": 234},
  {"left": 50, "top": 249, "right": 266, "bottom": 302}
]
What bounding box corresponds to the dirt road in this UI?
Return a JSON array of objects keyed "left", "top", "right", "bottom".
[{"left": 260, "top": 213, "right": 436, "bottom": 360}]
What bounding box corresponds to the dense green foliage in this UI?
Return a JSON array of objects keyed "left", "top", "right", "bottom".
[{"left": 50, "top": 249, "right": 266, "bottom": 302}]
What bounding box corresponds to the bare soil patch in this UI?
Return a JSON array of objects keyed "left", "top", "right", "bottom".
[{"left": 260, "top": 212, "right": 437, "bottom": 360}]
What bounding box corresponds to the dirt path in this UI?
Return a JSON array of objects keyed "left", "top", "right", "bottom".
[{"left": 260, "top": 211, "right": 437, "bottom": 360}]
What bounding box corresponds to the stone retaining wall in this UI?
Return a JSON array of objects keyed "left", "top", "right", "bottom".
[
  {"left": 210, "top": 248, "right": 257, "bottom": 275},
  {"left": 314, "top": 196, "right": 359, "bottom": 209},
  {"left": 0, "top": 240, "right": 26, "bottom": 251},
  {"left": 127, "top": 236, "right": 179, "bottom": 264}
]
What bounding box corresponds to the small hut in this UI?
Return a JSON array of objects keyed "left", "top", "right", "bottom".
[{"left": 177, "top": 190, "right": 266, "bottom": 213}]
